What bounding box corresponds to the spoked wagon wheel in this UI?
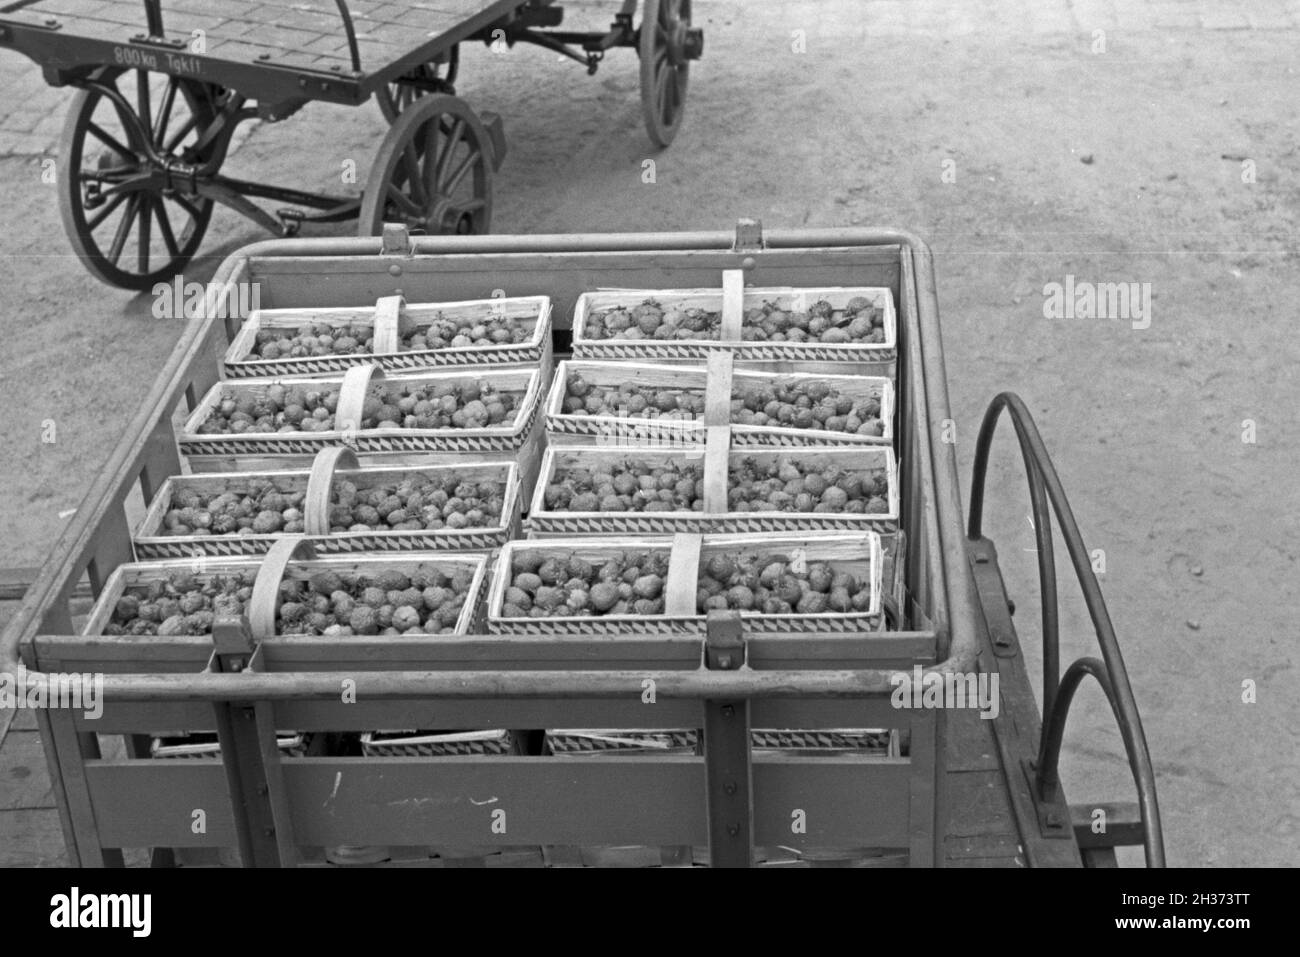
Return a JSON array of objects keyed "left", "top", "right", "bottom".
[
  {"left": 58, "top": 68, "right": 225, "bottom": 290},
  {"left": 639, "top": 0, "right": 693, "bottom": 148},
  {"left": 359, "top": 94, "right": 493, "bottom": 237},
  {"left": 375, "top": 46, "right": 459, "bottom": 123}
]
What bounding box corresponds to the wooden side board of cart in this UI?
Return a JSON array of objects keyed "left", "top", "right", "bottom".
[
  {"left": 0, "top": 224, "right": 1164, "bottom": 867},
  {"left": 0, "top": 0, "right": 701, "bottom": 288}
]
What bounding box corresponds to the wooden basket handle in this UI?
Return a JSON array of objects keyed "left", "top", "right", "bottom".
[
  {"left": 720, "top": 269, "right": 745, "bottom": 342},
  {"left": 664, "top": 532, "right": 703, "bottom": 617},
  {"left": 371, "top": 295, "right": 405, "bottom": 355},
  {"left": 249, "top": 536, "right": 318, "bottom": 637},
  {"left": 334, "top": 363, "right": 385, "bottom": 434},
  {"left": 701, "top": 424, "right": 731, "bottom": 514},
  {"left": 303, "top": 446, "right": 360, "bottom": 535},
  {"left": 702, "top": 349, "right": 734, "bottom": 428}
]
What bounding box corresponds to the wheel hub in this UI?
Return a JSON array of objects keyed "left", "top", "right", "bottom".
[
  {"left": 423, "top": 195, "right": 477, "bottom": 234},
  {"left": 665, "top": 19, "right": 688, "bottom": 67}
]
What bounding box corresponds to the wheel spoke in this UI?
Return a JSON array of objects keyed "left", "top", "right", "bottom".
[
  {"left": 440, "top": 148, "right": 477, "bottom": 197},
  {"left": 454, "top": 197, "right": 486, "bottom": 213},
  {"left": 86, "top": 122, "right": 135, "bottom": 161},
  {"left": 164, "top": 194, "right": 202, "bottom": 243},
  {"left": 85, "top": 191, "right": 128, "bottom": 231},
  {"left": 105, "top": 78, "right": 147, "bottom": 151},
  {"left": 419, "top": 117, "right": 444, "bottom": 197},
  {"left": 669, "top": 65, "right": 683, "bottom": 114},
  {"left": 153, "top": 196, "right": 180, "bottom": 258},
  {"left": 385, "top": 183, "right": 423, "bottom": 218},
  {"left": 136, "top": 71, "right": 151, "bottom": 129},
  {"left": 153, "top": 77, "right": 177, "bottom": 147},
  {"left": 170, "top": 192, "right": 203, "bottom": 221},
  {"left": 656, "top": 61, "right": 672, "bottom": 118},
  {"left": 163, "top": 112, "right": 200, "bottom": 155},
  {"left": 137, "top": 193, "right": 152, "bottom": 273},
  {"left": 434, "top": 117, "right": 464, "bottom": 187},
  {"left": 107, "top": 194, "right": 140, "bottom": 266},
  {"left": 402, "top": 143, "right": 426, "bottom": 205}
]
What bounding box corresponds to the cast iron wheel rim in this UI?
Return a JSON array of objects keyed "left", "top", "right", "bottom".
[
  {"left": 359, "top": 94, "right": 493, "bottom": 237},
  {"left": 375, "top": 47, "right": 459, "bottom": 123},
  {"left": 58, "top": 68, "right": 222, "bottom": 291},
  {"left": 639, "top": 0, "right": 691, "bottom": 148}
]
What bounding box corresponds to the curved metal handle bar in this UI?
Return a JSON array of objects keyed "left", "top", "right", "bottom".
[
  {"left": 333, "top": 0, "right": 363, "bottom": 74},
  {"left": 1040, "top": 656, "right": 1164, "bottom": 866},
  {"left": 968, "top": 391, "right": 1165, "bottom": 867}
]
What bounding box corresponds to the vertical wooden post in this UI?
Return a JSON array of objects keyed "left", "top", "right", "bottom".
[{"left": 702, "top": 610, "right": 752, "bottom": 868}]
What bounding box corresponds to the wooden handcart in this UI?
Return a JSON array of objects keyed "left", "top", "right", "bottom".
[
  {"left": 0, "top": 0, "right": 702, "bottom": 288},
  {"left": 0, "top": 223, "right": 1165, "bottom": 867}
]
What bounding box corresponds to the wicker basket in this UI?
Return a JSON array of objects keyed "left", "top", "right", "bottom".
[
  {"left": 178, "top": 364, "right": 543, "bottom": 458},
  {"left": 223, "top": 294, "right": 553, "bottom": 378},
  {"left": 544, "top": 728, "right": 899, "bottom": 755},
  {"left": 544, "top": 359, "right": 894, "bottom": 448},
  {"left": 571, "top": 281, "right": 896, "bottom": 370},
  {"left": 486, "top": 532, "right": 882, "bottom": 636},
  {"left": 132, "top": 453, "right": 521, "bottom": 559},
  {"left": 527, "top": 439, "right": 899, "bottom": 536},
  {"left": 544, "top": 729, "right": 699, "bottom": 754},
  {"left": 84, "top": 541, "right": 489, "bottom": 639}
]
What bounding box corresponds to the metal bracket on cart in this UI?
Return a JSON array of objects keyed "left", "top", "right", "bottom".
[
  {"left": 381, "top": 222, "right": 414, "bottom": 257},
  {"left": 732, "top": 218, "right": 765, "bottom": 255},
  {"left": 703, "top": 611, "right": 754, "bottom": 868},
  {"left": 208, "top": 616, "right": 298, "bottom": 867}
]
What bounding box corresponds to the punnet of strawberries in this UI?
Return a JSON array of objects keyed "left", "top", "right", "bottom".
[
  {"left": 501, "top": 550, "right": 670, "bottom": 620},
  {"left": 102, "top": 566, "right": 475, "bottom": 637},
  {"left": 583, "top": 296, "right": 885, "bottom": 344},
  {"left": 696, "top": 553, "right": 874, "bottom": 616},
  {"left": 561, "top": 373, "right": 884, "bottom": 438},
  {"left": 251, "top": 310, "right": 532, "bottom": 360},
  {"left": 540, "top": 456, "right": 888, "bottom": 515},
  {"left": 497, "top": 548, "right": 875, "bottom": 620},
  {"left": 157, "top": 473, "right": 507, "bottom": 537},
  {"left": 196, "top": 380, "right": 521, "bottom": 435}
]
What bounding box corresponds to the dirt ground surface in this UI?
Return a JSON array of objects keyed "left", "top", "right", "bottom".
[{"left": 0, "top": 0, "right": 1296, "bottom": 867}]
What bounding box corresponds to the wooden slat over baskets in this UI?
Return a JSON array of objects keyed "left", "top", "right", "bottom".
[
  {"left": 544, "top": 358, "right": 894, "bottom": 448},
  {"left": 223, "top": 294, "right": 553, "bottom": 378},
  {"left": 487, "top": 532, "right": 883, "bottom": 636},
  {"left": 132, "top": 449, "right": 522, "bottom": 559},
  {"left": 528, "top": 435, "right": 899, "bottom": 536},
  {"left": 83, "top": 539, "right": 489, "bottom": 640},
  {"left": 571, "top": 273, "right": 896, "bottom": 370},
  {"left": 178, "top": 363, "right": 543, "bottom": 458}
]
